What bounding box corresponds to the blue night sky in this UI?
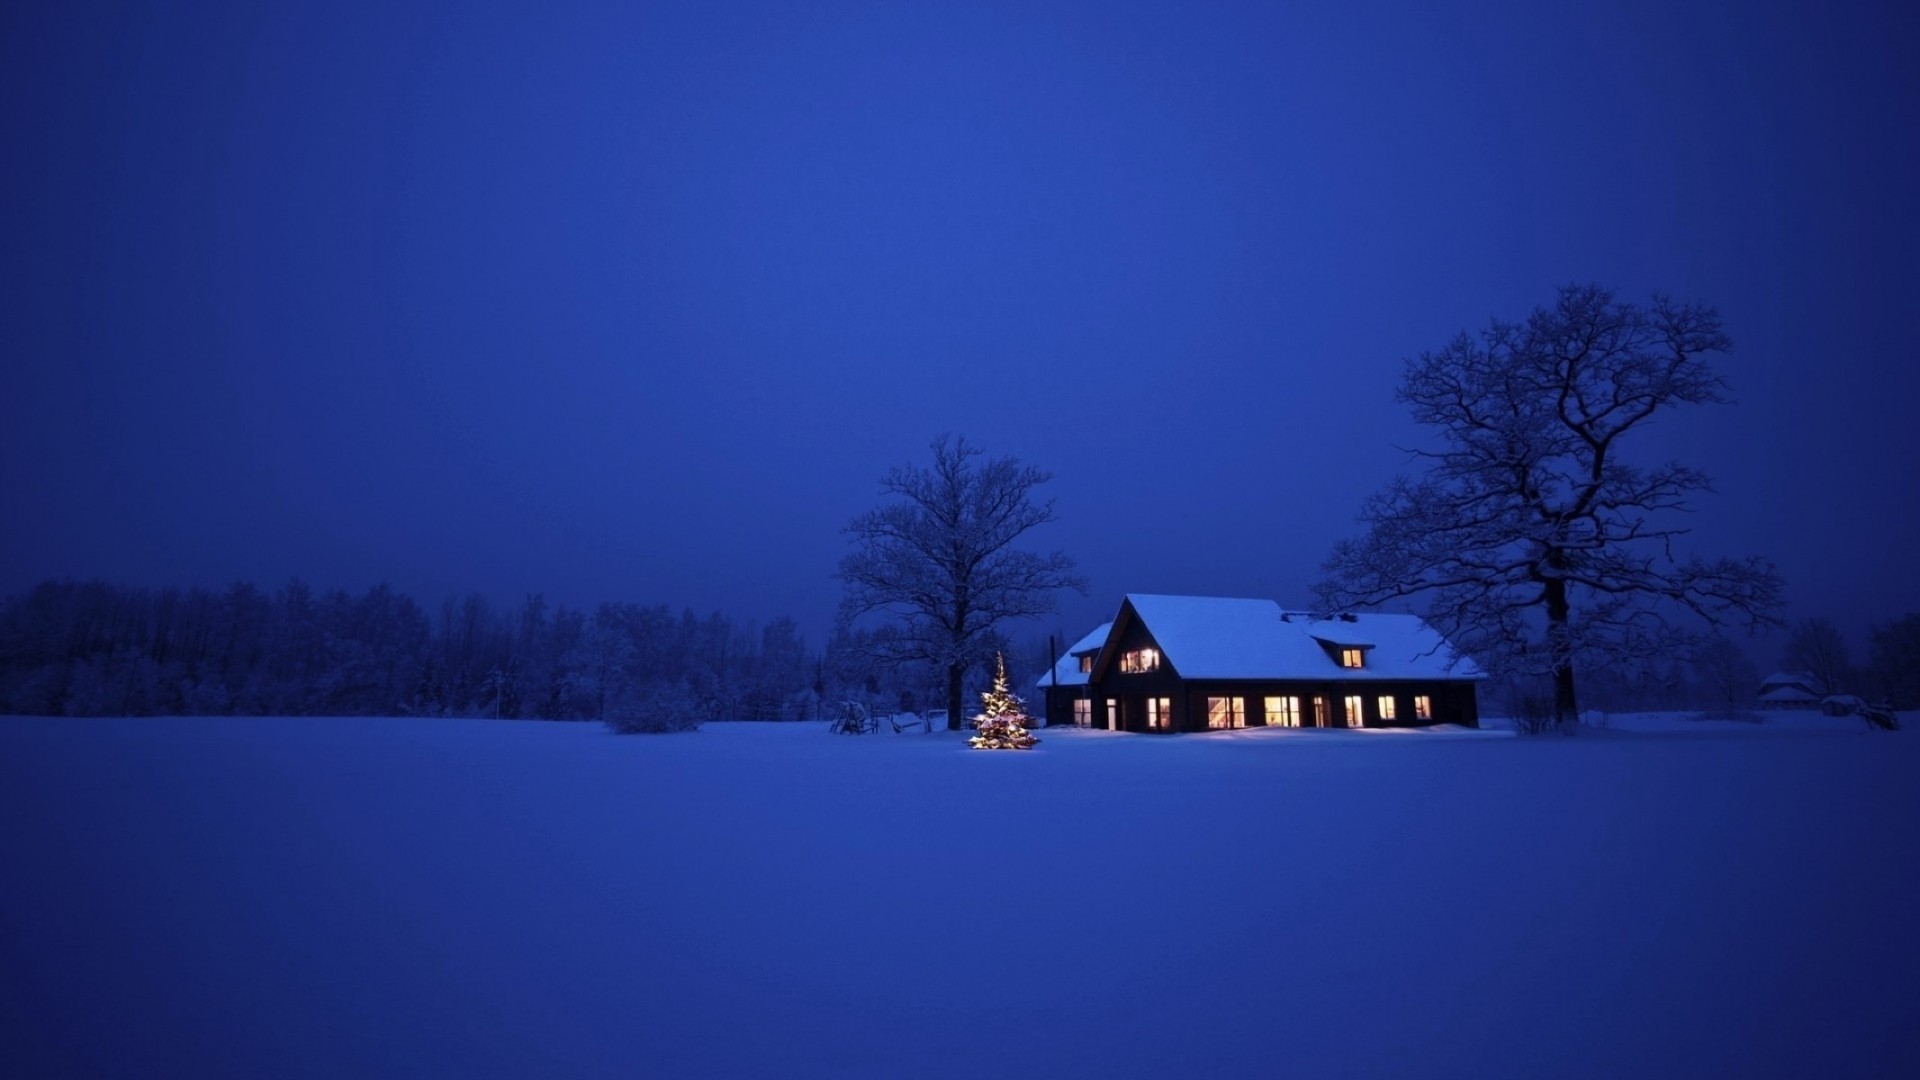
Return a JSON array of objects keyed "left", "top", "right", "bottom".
[{"left": 3, "top": 1, "right": 1917, "bottom": 651}]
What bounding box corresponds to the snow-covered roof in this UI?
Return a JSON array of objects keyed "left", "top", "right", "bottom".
[
  {"left": 1759, "top": 671, "right": 1820, "bottom": 694},
  {"left": 1096, "top": 595, "right": 1482, "bottom": 682},
  {"left": 1758, "top": 685, "right": 1820, "bottom": 704},
  {"left": 1034, "top": 622, "right": 1113, "bottom": 689}
]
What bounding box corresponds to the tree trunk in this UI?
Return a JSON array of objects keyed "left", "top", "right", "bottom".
[
  {"left": 1543, "top": 575, "right": 1579, "bottom": 726},
  {"left": 946, "top": 662, "right": 964, "bottom": 732}
]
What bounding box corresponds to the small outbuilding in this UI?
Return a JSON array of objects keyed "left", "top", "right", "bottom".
[
  {"left": 1757, "top": 672, "right": 1823, "bottom": 710},
  {"left": 1037, "top": 594, "right": 1482, "bottom": 733},
  {"left": 1819, "top": 694, "right": 1865, "bottom": 718}
]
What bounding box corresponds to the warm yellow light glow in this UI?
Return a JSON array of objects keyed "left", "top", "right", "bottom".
[
  {"left": 1207, "top": 696, "right": 1246, "bottom": 729},
  {"left": 1344, "top": 695, "right": 1365, "bottom": 727},
  {"left": 1264, "top": 695, "right": 1301, "bottom": 727},
  {"left": 1377, "top": 696, "right": 1397, "bottom": 721},
  {"left": 1120, "top": 648, "right": 1161, "bottom": 673},
  {"left": 1414, "top": 695, "right": 1432, "bottom": 721},
  {"left": 1340, "top": 648, "right": 1364, "bottom": 669},
  {"left": 1146, "top": 696, "right": 1172, "bottom": 730}
]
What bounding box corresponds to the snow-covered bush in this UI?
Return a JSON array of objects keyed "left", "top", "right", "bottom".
[
  {"left": 602, "top": 681, "right": 701, "bottom": 735},
  {"left": 1859, "top": 703, "right": 1900, "bottom": 731}
]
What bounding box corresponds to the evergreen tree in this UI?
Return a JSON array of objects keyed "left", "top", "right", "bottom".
[{"left": 969, "top": 653, "right": 1037, "bottom": 750}]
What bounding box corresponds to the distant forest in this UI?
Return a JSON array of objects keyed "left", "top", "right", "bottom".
[{"left": 0, "top": 579, "right": 1038, "bottom": 721}]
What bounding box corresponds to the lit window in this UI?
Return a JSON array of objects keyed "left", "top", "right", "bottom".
[
  {"left": 1414, "top": 695, "right": 1432, "bottom": 721},
  {"left": 1339, "top": 648, "right": 1364, "bottom": 669},
  {"left": 1312, "top": 696, "right": 1329, "bottom": 727},
  {"left": 1264, "top": 696, "right": 1300, "bottom": 727},
  {"left": 1073, "top": 699, "right": 1092, "bottom": 727},
  {"left": 1146, "top": 697, "right": 1172, "bottom": 731},
  {"left": 1106, "top": 700, "right": 1118, "bottom": 730},
  {"left": 1377, "top": 696, "right": 1396, "bottom": 722},
  {"left": 1078, "top": 655, "right": 1094, "bottom": 674},
  {"left": 1206, "top": 696, "right": 1246, "bottom": 729},
  {"left": 1344, "top": 695, "right": 1365, "bottom": 728},
  {"left": 1120, "top": 648, "right": 1161, "bottom": 673}
]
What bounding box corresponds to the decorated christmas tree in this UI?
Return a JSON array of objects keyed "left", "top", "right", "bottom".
[{"left": 970, "top": 652, "right": 1038, "bottom": 750}]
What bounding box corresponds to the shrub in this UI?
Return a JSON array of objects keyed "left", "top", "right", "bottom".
[{"left": 1509, "top": 694, "right": 1559, "bottom": 735}]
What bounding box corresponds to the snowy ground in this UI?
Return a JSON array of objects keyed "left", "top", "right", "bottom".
[{"left": 2, "top": 714, "right": 1915, "bottom": 1078}]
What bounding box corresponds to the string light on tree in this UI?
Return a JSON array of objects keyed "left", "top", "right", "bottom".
[{"left": 970, "top": 653, "right": 1038, "bottom": 750}]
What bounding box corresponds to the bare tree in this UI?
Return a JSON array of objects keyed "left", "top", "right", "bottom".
[
  {"left": 1318, "top": 284, "right": 1783, "bottom": 727},
  {"left": 1782, "top": 617, "right": 1851, "bottom": 695},
  {"left": 838, "top": 435, "right": 1086, "bottom": 731},
  {"left": 1866, "top": 614, "right": 1920, "bottom": 709},
  {"left": 1691, "top": 634, "right": 1761, "bottom": 712}
]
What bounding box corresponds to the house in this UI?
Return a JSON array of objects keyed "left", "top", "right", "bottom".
[
  {"left": 1036, "top": 594, "right": 1482, "bottom": 732},
  {"left": 1756, "top": 671, "right": 1822, "bottom": 710}
]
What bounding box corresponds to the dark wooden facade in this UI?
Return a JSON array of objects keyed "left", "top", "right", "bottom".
[{"left": 1042, "top": 605, "right": 1480, "bottom": 733}]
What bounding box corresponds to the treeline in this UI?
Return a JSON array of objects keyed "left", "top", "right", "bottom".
[
  {"left": 1488, "top": 613, "right": 1920, "bottom": 717},
  {"left": 0, "top": 579, "right": 835, "bottom": 722},
  {"left": 0, "top": 578, "right": 1055, "bottom": 723}
]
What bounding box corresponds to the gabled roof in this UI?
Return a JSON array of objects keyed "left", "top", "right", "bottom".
[
  {"left": 1091, "top": 594, "right": 1482, "bottom": 682},
  {"left": 1034, "top": 622, "right": 1114, "bottom": 689},
  {"left": 1759, "top": 671, "right": 1820, "bottom": 694}
]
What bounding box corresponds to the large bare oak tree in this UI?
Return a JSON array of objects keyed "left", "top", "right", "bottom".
[
  {"left": 1318, "top": 284, "right": 1783, "bottom": 727},
  {"left": 838, "top": 435, "right": 1085, "bottom": 731}
]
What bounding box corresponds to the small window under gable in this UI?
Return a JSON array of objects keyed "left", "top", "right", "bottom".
[
  {"left": 1078, "top": 655, "right": 1094, "bottom": 674},
  {"left": 1313, "top": 635, "right": 1372, "bottom": 669},
  {"left": 1120, "top": 647, "right": 1161, "bottom": 673}
]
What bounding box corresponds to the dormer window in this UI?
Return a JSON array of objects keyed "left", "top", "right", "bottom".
[
  {"left": 1339, "top": 648, "right": 1364, "bottom": 669},
  {"left": 1078, "top": 655, "right": 1094, "bottom": 674},
  {"left": 1120, "top": 648, "right": 1161, "bottom": 673}
]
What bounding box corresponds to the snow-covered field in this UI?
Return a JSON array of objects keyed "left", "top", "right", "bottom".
[{"left": 2, "top": 714, "right": 1915, "bottom": 1078}]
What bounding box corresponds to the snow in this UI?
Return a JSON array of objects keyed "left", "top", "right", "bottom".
[
  {"left": 1034, "top": 621, "right": 1111, "bottom": 689},
  {"left": 1104, "top": 594, "right": 1482, "bottom": 681},
  {"left": 2, "top": 714, "right": 1916, "bottom": 1078}
]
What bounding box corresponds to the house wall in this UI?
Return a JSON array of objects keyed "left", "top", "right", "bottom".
[
  {"left": 1176, "top": 680, "right": 1479, "bottom": 731},
  {"left": 1042, "top": 685, "right": 1093, "bottom": 727},
  {"left": 1076, "top": 672, "right": 1481, "bottom": 732}
]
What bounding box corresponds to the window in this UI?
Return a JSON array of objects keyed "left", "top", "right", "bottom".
[
  {"left": 1078, "top": 655, "right": 1094, "bottom": 674},
  {"left": 1206, "top": 696, "right": 1246, "bottom": 729},
  {"left": 1344, "top": 695, "right": 1365, "bottom": 728},
  {"left": 1146, "top": 697, "right": 1172, "bottom": 731},
  {"left": 1377, "top": 696, "right": 1397, "bottom": 722},
  {"left": 1106, "top": 700, "right": 1118, "bottom": 730},
  {"left": 1264, "top": 695, "right": 1300, "bottom": 727},
  {"left": 1414, "top": 695, "right": 1432, "bottom": 721},
  {"left": 1339, "top": 648, "right": 1365, "bottom": 669},
  {"left": 1120, "top": 648, "right": 1161, "bottom": 673},
  {"left": 1312, "top": 696, "right": 1329, "bottom": 728},
  {"left": 1073, "top": 699, "right": 1092, "bottom": 727}
]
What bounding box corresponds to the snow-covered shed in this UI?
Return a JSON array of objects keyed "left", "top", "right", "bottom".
[
  {"left": 1757, "top": 672, "right": 1822, "bottom": 709},
  {"left": 1037, "top": 594, "right": 1483, "bottom": 732}
]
